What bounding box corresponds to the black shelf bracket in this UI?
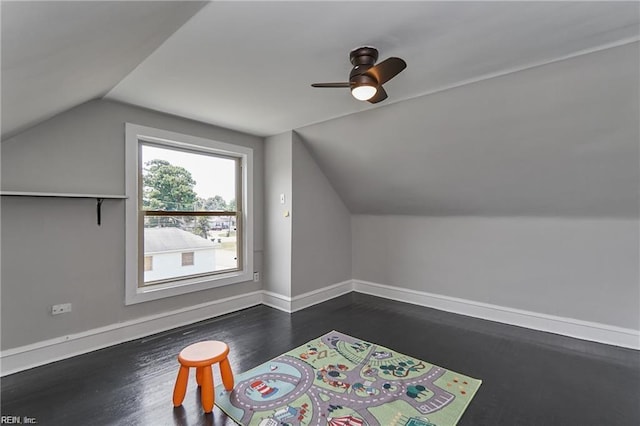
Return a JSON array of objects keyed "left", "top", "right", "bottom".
[{"left": 96, "top": 198, "right": 105, "bottom": 226}]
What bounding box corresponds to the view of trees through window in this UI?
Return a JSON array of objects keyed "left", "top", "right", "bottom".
[{"left": 140, "top": 144, "right": 240, "bottom": 284}]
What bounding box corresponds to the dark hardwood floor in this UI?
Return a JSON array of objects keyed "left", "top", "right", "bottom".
[{"left": 1, "top": 293, "right": 639, "bottom": 425}]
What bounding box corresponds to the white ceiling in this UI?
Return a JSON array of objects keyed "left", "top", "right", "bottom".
[
  {"left": 106, "top": 1, "right": 639, "bottom": 137},
  {"left": 2, "top": 1, "right": 639, "bottom": 217}
]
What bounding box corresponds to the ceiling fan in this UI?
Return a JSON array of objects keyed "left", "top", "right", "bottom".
[{"left": 311, "top": 47, "right": 407, "bottom": 103}]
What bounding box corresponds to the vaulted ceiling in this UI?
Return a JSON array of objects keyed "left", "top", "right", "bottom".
[{"left": 2, "top": 1, "right": 639, "bottom": 217}]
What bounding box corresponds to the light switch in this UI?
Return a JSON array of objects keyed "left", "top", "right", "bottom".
[{"left": 280, "top": 193, "right": 286, "bottom": 204}]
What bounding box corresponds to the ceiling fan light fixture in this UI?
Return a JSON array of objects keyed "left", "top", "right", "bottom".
[
  {"left": 351, "top": 84, "right": 377, "bottom": 101},
  {"left": 350, "top": 73, "right": 378, "bottom": 101}
]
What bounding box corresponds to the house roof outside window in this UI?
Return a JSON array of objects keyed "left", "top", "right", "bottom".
[{"left": 144, "top": 227, "right": 215, "bottom": 254}]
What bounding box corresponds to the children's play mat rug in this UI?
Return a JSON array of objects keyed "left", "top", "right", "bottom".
[{"left": 215, "top": 331, "right": 481, "bottom": 426}]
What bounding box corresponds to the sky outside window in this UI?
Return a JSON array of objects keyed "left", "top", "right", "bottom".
[{"left": 141, "top": 144, "right": 236, "bottom": 203}]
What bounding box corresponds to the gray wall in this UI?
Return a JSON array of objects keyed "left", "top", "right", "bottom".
[
  {"left": 352, "top": 215, "right": 640, "bottom": 330},
  {"left": 264, "top": 132, "right": 293, "bottom": 297},
  {"left": 3, "top": 98, "right": 635, "bottom": 351},
  {"left": 264, "top": 131, "right": 352, "bottom": 298},
  {"left": 291, "top": 132, "right": 351, "bottom": 296},
  {"left": 1, "top": 99, "right": 264, "bottom": 349}
]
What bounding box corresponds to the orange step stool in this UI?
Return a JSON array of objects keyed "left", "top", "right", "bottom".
[{"left": 172, "top": 341, "right": 235, "bottom": 413}]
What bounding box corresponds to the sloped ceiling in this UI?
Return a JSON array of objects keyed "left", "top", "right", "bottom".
[
  {"left": 2, "top": 1, "right": 639, "bottom": 217},
  {"left": 297, "top": 43, "right": 639, "bottom": 217},
  {"left": 1, "top": 1, "right": 207, "bottom": 138}
]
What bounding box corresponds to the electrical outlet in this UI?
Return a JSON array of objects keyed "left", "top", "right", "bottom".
[
  {"left": 253, "top": 272, "right": 260, "bottom": 282},
  {"left": 52, "top": 303, "right": 72, "bottom": 315}
]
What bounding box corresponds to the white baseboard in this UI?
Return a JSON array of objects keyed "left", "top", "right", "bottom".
[
  {"left": 3, "top": 280, "right": 637, "bottom": 376},
  {"left": 262, "top": 280, "right": 353, "bottom": 313},
  {"left": 290, "top": 280, "right": 353, "bottom": 312},
  {"left": 261, "top": 290, "right": 292, "bottom": 313},
  {"left": 353, "top": 279, "right": 640, "bottom": 350},
  {"left": 0, "top": 291, "right": 263, "bottom": 376}
]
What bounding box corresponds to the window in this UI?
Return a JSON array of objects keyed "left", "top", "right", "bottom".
[
  {"left": 125, "top": 124, "right": 253, "bottom": 305},
  {"left": 181, "top": 252, "right": 194, "bottom": 267}
]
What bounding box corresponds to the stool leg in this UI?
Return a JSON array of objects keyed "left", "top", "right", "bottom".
[
  {"left": 173, "top": 365, "right": 189, "bottom": 407},
  {"left": 196, "top": 366, "right": 203, "bottom": 387},
  {"left": 201, "top": 365, "right": 214, "bottom": 413},
  {"left": 219, "top": 357, "right": 235, "bottom": 391}
]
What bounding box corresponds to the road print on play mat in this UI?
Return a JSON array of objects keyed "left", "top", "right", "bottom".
[{"left": 215, "top": 330, "right": 481, "bottom": 426}]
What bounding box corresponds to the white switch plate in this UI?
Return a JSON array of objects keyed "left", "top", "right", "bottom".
[
  {"left": 280, "top": 193, "right": 285, "bottom": 204},
  {"left": 253, "top": 272, "right": 260, "bottom": 282}
]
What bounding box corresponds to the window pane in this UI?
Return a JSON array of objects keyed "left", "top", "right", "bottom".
[
  {"left": 139, "top": 143, "right": 240, "bottom": 286},
  {"left": 141, "top": 144, "right": 236, "bottom": 212},
  {"left": 143, "top": 215, "right": 238, "bottom": 284}
]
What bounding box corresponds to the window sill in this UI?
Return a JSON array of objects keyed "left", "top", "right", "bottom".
[{"left": 125, "top": 270, "right": 252, "bottom": 305}]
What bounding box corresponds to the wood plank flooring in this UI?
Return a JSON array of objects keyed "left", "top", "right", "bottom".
[{"left": 2, "top": 293, "right": 639, "bottom": 425}]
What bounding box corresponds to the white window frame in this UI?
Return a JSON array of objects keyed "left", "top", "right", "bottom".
[{"left": 125, "top": 123, "right": 253, "bottom": 305}]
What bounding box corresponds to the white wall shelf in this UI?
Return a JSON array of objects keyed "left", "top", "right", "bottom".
[{"left": 1, "top": 191, "right": 128, "bottom": 225}]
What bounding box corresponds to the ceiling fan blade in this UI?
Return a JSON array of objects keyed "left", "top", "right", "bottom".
[
  {"left": 366, "top": 57, "right": 407, "bottom": 85},
  {"left": 368, "top": 86, "right": 388, "bottom": 104},
  {"left": 311, "top": 82, "right": 351, "bottom": 88}
]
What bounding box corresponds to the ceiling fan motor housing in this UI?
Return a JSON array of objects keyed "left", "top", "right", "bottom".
[
  {"left": 350, "top": 47, "right": 379, "bottom": 81},
  {"left": 350, "top": 47, "right": 379, "bottom": 66}
]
